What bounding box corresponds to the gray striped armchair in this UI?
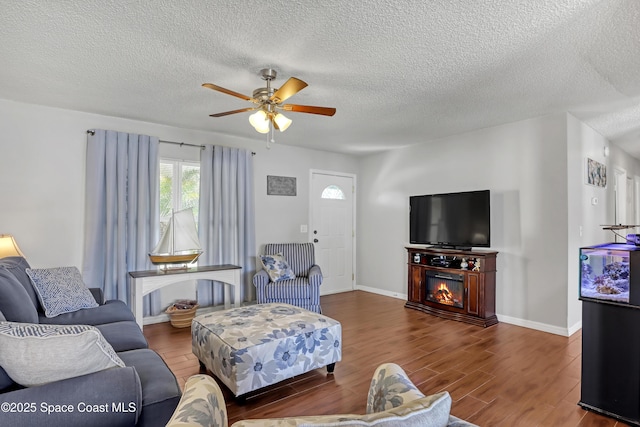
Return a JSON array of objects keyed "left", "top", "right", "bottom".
[{"left": 253, "top": 243, "right": 323, "bottom": 313}]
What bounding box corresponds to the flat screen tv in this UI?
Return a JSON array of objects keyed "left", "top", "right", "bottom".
[{"left": 409, "top": 190, "right": 490, "bottom": 249}]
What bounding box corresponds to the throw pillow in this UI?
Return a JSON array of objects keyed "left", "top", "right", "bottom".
[
  {"left": 0, "top": 267, "right": 39, "bottom": 323},
  {"left": 0, "top": 321, "right": 125, "bottom": 387},
  {"left": 26, "top": 266, "right": 98, "bottom": 317},
  {"left": 260, "top": 253, "right": 296, "bottom": 282},
  {"left": 356, "top": 391, "right": 451, "bottom": 427},
  {"left": 233, "top": 392, "right": 451, "bottom": 427},
  {"left": 260, "top": 392, "right": 449, "bottom": 427}
]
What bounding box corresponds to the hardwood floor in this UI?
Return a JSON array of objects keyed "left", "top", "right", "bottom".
[{"left": 144, "top": 291, "right": 626, "bottom": 426}]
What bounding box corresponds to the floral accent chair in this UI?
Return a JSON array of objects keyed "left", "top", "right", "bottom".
[
  {"left": 166, "top": 363, "right": 478, "bottom": 427},
  {"left": 253, "top": 243, "right": 323, "bottom": 313}
]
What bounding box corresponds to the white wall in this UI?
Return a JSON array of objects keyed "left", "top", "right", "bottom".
[
  {"left": 357, "top": 114, "right": 572, "bottom": 333},
  {"left": 566, "top": 115, "right": 610, "bottom": 333},
  {"left": 606, "top": 136, "right": 640, "bottom": 226},
  {"left": 566, "top": 115, "right": 640, "bottom": 334},
  {"left": 0, "top": 99, "right": 358, "bottom": 317},
  {"left": 253, "top": 145, "right": 357, "bottom": 247},
  {"left": 0, "top": 100, "right": 87, "bottom": 268}
]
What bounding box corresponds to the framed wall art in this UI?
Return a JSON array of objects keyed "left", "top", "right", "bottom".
[
  {"left": 267, "top": 175, "right": 297, "bottom": 196},
  {"left": 586, "top": 158, "right": 607, "bottom": 188}
]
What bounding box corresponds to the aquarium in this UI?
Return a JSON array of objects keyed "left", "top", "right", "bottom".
[{"left": 580, "top": 244, "right": 640, "bottom": 305}]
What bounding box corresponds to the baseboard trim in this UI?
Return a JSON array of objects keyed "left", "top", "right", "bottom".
[
  {"left": 355, "top": 285, "right": 407, "bottom": 301},
  {"left": 497, "top": 314, "right": 574, "bottom": 337},
  {"left": 144, "top": 313, "right": 170, "bottom": 325},
  {"left": 321, "top": 287, "right": 358, "bottom": 296},
  {"left": 143, "top": 303, "right": 252, "bottom": 326},
  {"left": 567, "top": 320, "right": 582, "bottom": 336}
]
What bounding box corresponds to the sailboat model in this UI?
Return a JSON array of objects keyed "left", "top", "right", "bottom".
[{"left": 149, "top": 208, "right": 203, "bottom": 265}]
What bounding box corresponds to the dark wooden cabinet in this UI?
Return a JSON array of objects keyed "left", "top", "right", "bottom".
[
  {"left": 405, "top": 247, "right": 498, "bottom": 327},
  {"left": 409, "top": 264, "right": 424, "bottom": 302},
  {"left": 467, "top": 272, "right": 480, "bottom": 316}
]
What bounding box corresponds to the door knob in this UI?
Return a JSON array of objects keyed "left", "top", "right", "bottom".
[{"left": 313, "top": 239, "right": 319, "bottom": 243}]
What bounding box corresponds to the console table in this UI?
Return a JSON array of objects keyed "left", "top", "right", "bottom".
[{"left": 129, "top": 264, "right": 242, "bottom": 329}]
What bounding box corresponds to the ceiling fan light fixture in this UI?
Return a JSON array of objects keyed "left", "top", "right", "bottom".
[
  {"left": 273, "top": 113, "right": 292, "bottom": 132},
  {"left": 204, "top": 68, "right": 335, "bottom": 144},
  {"left": 249, "top": 110, "right": 270, "bottom": 133},
  {"left": 255, "top": 121, "right": 271, "bottom": 134}
]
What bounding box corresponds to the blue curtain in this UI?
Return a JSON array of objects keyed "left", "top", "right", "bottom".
[
  {"left": 83, "top": 129, "right": 161, "bottom": 316},
  {"left": 198, "top": 145, "right": 256, "bottom": 306}
]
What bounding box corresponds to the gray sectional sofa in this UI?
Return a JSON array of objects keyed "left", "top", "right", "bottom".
[{"left": 0, "top": 256, "right": 181, "bottom": 427}]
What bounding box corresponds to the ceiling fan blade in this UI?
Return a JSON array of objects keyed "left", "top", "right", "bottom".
[
  {"left": 281, "top": 104, "right": 336, "bottom": 116},
  {"left": 270, "top": 77, "right": 308, "bottom": 103},
  {"left": 202, "top": 83, "right": 253, "bottom": 101},
  {"left": 209, "top": 107, "right": 255, "bottom": 117}
]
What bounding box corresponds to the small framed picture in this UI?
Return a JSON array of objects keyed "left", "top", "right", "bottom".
[
  {"left": 267, "top": 175, "right": 297, "bottom": 196},
  {"left": 586, "top": 158, "right": 606, "bottom": 188}
]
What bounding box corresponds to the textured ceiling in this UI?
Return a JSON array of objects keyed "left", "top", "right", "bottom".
[{"left": 1, "top": 0, "right": 639, "bottom": 156}]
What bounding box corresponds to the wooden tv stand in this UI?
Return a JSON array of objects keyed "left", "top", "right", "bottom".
[{"left": 405, "top": 247, "right": 498, "bottom": 327}]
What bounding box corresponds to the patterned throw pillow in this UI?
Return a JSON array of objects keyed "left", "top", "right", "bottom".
[
  {"left": 233, "top": 392, "right": 451, "bottom": 427},
  {"left": 26, "top": 266, "right": 98, "bottom": 317},
  {"left": 260, "top": 253, "right": 296, "bottom": 282},
  {"left": 0, "top": 322, "right": 125, "bottom": 387}
]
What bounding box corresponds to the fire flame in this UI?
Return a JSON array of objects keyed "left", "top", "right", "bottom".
[{"left": 435, "top": 282, "right": 454, "bottom": 304}]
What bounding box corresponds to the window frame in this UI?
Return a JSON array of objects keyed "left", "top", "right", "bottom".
[
  {"left": 321, "top": 184, "right": 346, "bottom": 200},
  {"left": 159, "top": 158, "right": 200, "bottom": 223}
]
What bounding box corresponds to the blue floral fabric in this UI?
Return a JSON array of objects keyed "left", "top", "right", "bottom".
[
  {"left": 260, "top": 253, "right": 296, "bottom": 282},
  {"left": 192, "top": 304, "right": 342, "bottom": 396},
  {"left": 166, "top": 375, "right": 227, "bottom": 427}
]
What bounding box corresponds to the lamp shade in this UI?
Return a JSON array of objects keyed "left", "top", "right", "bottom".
[
  {"left": 273, "top": 113, "right": 292, "bottom": 132},
  {"left": 249, "top": 110, "right": 270, "bottom": 134},
  {"left": 255, "top": 120, "right": 270, "bottom": 134},
  {"left": 0, "top": 235, "right": 25, "bottom": 258}
]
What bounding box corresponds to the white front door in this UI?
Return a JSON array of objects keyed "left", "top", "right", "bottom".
[{"left": 310, "top": 171, "right": 355, "bottom": 295}]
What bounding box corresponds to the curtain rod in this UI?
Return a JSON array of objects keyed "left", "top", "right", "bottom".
[
  {"left": 161, "top": 140, "right": 206, "bottom": 150},
  {"left": 86, "top": 130, "right": 255, "bottom": 155}
]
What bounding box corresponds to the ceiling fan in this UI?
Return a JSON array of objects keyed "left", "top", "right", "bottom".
[{"left": 202, "top": 68, "right": 336, "bottom": 138}]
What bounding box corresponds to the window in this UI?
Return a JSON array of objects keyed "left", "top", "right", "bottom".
[
  {"left": 321, "top": 185, "right": 346, "bottom": 200},
  {"left": 159, "top": 160, "right": 200, "bottom": 232}
]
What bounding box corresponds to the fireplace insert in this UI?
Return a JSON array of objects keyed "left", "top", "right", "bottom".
[{"left": 425, "top": 271, "right": 464, "bottom": 309}]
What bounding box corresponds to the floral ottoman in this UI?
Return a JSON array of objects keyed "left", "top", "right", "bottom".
[{"left": 192, "top": 303, "right": 342, "bottom": 397}]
